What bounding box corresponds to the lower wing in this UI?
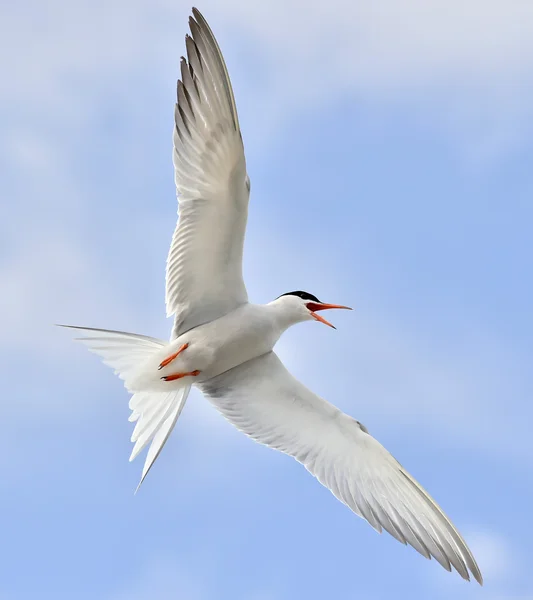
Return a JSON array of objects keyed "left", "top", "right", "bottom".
[{"left": 198, "top": 352, "right": 482, "bottom": 584}]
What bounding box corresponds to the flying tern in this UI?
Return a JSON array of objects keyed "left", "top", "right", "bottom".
[{"left": 61, "top": 8, "right": 482, "bottom": 584}]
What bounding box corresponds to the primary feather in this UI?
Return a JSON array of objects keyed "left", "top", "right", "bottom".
[
  {"left": 200, "top": 352, "right": 483, "bottom": 585},
  {"left": 167, "top": 7, "right": 250, "bottom": 337}
]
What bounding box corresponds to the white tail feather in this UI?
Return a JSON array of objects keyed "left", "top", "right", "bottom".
[
  {"left": 134, "top": 386, "right": 190, "bottom": 492},
  {"left": 59, "top": 325, "right": 191, "bottom": 489},
  {"left": 60, "top": 325, "right": 166, "bottom": 389}
]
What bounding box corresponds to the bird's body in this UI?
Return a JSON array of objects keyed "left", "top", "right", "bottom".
[
  {"left": 78, "top": 301, "right": 297, "bottom": 394},
  {"left": 61, "top": 7, "right": 483, "bottom": 584},
  {"left": 161, "top": 302, "right": 284, "bottom": 385}
]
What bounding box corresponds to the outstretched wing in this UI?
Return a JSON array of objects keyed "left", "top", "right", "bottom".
[
  {"left": 199, "top": 352, "right": 483, "bottom": 584},
  {"left": 167, "top": 8, "right": 249, "bottom": 336}
]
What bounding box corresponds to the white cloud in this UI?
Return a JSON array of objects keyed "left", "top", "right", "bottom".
[
  {"left": 0, "top": 163, "right": 137, "bottom": 358},
  {"left": 466, "top": 530, "right": 516, "bottom": 583},
  {"left": 108, "top": 559, "right": 206, "bottom": 600},
  {"left": 8, "top": 0, "right": 533, "bottom": 95},
  {"left": 424, "top": 530, "right": 512, "bottom": 595},
  {"left": 428, "top": 530, "right": 529, "bottom": 599},
  {"left": 3, "top": 0, "right": 533, "bottom": 157},
  {"left": 106, "top": 556, "right": 281, "bottom": 600},
  {"left": 0, "top": 8, "right": 526, "bottom": 598},
  {"left": 1, "top": 0, "right": 529, "bottom": 448},
  {"left": 210, "top": 0, "right": 533, "bottom": 160}
]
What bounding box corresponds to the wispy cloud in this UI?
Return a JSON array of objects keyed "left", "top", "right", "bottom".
[
  {"left": 428, "top": 530, "right": 526, "bottom": 599},
  {"left": 107, "top": 558, "right": 206, "bottom": 600},
  {"left": 467, "top": 530, "right": 517, "bottom": 583},
  {"left": 4, "top": 0, "right": 533, "bottom": 159},
  {"left": 0, "top": 4, "right": 530, "bottom": 598}
]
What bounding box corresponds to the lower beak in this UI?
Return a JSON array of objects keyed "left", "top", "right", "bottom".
[
  {"left": 308, "top": 303, "right": 352, "bottom": 329},
  {"left": 311, "top": 312, "right": 337, "bottom": 329}
]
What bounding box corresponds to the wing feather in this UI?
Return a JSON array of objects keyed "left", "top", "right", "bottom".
[
  {"left": 167, "top": 9, "right": 249, "bottom": 336},
  {"left": 199, "top": 352, "right": 482, "bottom": 584}
]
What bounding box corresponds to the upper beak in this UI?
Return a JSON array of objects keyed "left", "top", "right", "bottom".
[{"left": 307, "top": 302, "right": 352, "bottom": 329}]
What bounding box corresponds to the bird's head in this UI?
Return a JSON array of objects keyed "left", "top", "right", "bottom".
[{"left": 274, "top": 291, "right": 352, "bottom": 329}]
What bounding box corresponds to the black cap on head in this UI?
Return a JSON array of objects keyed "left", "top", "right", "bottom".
[{"left": 278, "top": 290, "right": 321, "bottom": 303}]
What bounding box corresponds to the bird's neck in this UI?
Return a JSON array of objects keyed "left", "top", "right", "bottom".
[{"left": 265, "top": 300, "right": 302, "bottom": 333}]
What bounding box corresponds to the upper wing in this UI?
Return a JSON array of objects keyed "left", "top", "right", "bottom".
[
  {"left": 199, "top": 352, "right": 483, "bottom": 584},
  {"left": 167, "top": 8, "right": 249, "bottom": 336}
]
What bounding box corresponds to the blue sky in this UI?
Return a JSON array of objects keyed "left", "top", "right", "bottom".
[{"left": 2, "top": 0, "right": 533, "bottom": 598}]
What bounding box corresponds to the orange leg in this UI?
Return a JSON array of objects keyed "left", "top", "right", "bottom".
[
  {"left": 161, "top": 370, "right": 201, "bottom": 382},
  {"left": 158, "top": 343, "right": 189, "bottom": 370}
]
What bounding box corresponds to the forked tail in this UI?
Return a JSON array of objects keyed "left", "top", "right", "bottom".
[{"left": 59, "top": 325, "right": 191, "bottom": 489}]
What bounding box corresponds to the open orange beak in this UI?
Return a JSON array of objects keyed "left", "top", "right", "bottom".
[{"left": 306, "top": 302, "right": 352, "bottom": 329}]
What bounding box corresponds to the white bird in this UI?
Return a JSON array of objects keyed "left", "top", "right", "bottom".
[{"left": 61, "top": 8, "right": 482, "bottom": 584}]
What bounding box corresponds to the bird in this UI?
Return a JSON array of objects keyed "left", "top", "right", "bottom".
[{"left": 60, "top": 7, "right": 482, "bottom": 585}]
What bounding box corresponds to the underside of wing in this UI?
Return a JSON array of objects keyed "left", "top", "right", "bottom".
[
  {"left": 199, "top": 352, "right": 483, "bottom": 584},
  {"left": 167, "top": 8, "right": 250, "bottom": 335}
]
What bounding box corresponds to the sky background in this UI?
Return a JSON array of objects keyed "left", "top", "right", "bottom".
[{"left": 1, "top": 0, "right": 533, "bottom": 598}]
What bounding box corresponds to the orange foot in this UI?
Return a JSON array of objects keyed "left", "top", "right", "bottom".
[
  {"left": 158, "top": 343, "right": 189, "bottom": 370},
  {"left": 161, "top": 370, "right": 201, "bottom": 382}
]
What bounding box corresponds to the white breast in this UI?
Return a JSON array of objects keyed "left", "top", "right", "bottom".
[{"left": 183, "top": 304, "right": 281, "bottom": 382}]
